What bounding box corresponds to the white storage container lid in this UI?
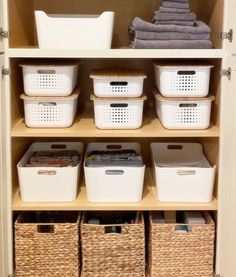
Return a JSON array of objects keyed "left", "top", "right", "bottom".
[
  {"left": 20, "top": 61, "right": 80, "bottom": 68},
  {"left": 153, "top": 61, "right": 213, "bottom": 69},
  {"left": 90, "top": 69, "right": 147, "bottom": 79},
  {"left": 90, "top": 94, "right": 147, "bottom": 101}
]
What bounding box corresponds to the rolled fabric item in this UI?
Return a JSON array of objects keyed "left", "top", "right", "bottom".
[
  {"left": 153, "top": 11, "right": 196, "bottom": 21},
  {"left": 130, "top": 18, "right": 211, "bottom": 34},
  {"left": 162, "top": 1, "right": 190, "bottom": 9},
  {"left": 154, "top": 20, "right": 195, "bottom": 26},
  {"left": 159, "top": 6, "right": 191, "bottom": 13},
  {"left": 131, "top": 39, "right": 212, "bottom": 49},
  {"left": 134, "top": 30, "right": 210, "bottom": 40}
]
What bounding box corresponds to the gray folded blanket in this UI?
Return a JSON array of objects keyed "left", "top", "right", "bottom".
[
  {"left": 154, "top": 20, "right": 195, "bottom": 26},
  {"left": 130, "top": 17, "right": 211, "bottom": 34},
  {"left": 159, "top": 6, "right": 191, "bottom": 13},
  {"left": 162, "top": 1, "right": 190, "bottom": 9},
  {"left": 131, "top": 39, "right": 212, "bottom": 49},
  {"left": 153, "top": 11, "right": 196, "bottom": 21},
  {"left": 135, "top": 30, "right": 210, "bottom": 41}
]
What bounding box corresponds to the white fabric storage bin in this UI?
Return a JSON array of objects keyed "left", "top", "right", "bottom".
[
  {"left": 20, "top": 63, "right": 79, "bottom": 96},
  {"left": 154, "top": 63, "right": 213, "bottom": 97},
  {"left": 35, "top": 11, "right": 114, "bottom": 49},
  {"left": 90, "top": 69, "right": 147, "bottom": 97},
  {"left": 84, "top": 143, "right": 145, "bottom": 202},
  {"left": 21, "top": 89, "right": 79, "bottom": 128},
  {"left": 153, "top": 91, "right": 215, "bottom": 129},
  {"left": 91, "top": 94, "right": 147, "bottom": 129},
  {"left": 17, "top": 142, "right": 83, "bottom": 202},
  {"left": 151, "top": 143, "right": 216, "bottom": 203}
]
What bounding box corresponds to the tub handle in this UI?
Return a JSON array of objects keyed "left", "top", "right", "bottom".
[
  {"left": 37, "top": 225, "right": 55, "bottom": 233},
  {"left": 177, "top": 70, "right": 196, "bottom": 75},
  {"left": 37, "top": 69, "right": 56, "bottom": 74},
  {"left": 167, "top": 145, "right": 183, "bottom": 150},
  {"left": 51, "top": 144, "right": 67, "bottom": 149},
  {"left": 106, "top": 144, "right": 122, "bottom": 150},
  {"left": 177, "top": 170, "right": 196, "bottom": 176},
  {"left": 110, "top": 103, "right": 128, "bottom": 108},
  {"left": 37, "top": 170, "right": 57, "bottom": 175},
  {"left": 110, "top": 81, "right": 128, "bottom": 86},
  {"left": 104, "top": 226, "right": 123, "bottom": 234},
  {"left": 105, "top": 170, "right": 124, "bottom": 175},
  {"left": 179, "top": 103, "right": 197, "bottom": 108},
  {"left": 39, "top": 102, "right": 57, "bottom": 106}
]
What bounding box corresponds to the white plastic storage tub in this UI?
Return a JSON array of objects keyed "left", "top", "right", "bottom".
[
  {"left": 20, "top": 63, "right": 79, "bottom": 96},
  {"left": 35, "top": 11, "right": 115, "bottom": 49},
  {"left": 84, "top": 143, "right": 145, "bottom": 202},
  {"left": 90, "top": 69, "right": 147, "bottom": 97},
  {"left": 21, "top": 89, "right": 79, "bottom": 128},
  {"left": 91, "top": 94, "right": 147, "bottom": 129},
  {"left": 151, "top": 143, "right": 216, "bottom": 203},
  {"left": 154, "top": 62, "right": 213, "bottom": 97},
  {"left": 153, "top": 90, "right": 215, "bottom": 129},
  {"left": 17, "top": 142, "right": 83, "bottom": 202}
]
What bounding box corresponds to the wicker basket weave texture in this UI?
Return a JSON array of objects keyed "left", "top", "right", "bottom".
[
  {"left": 15, "top": 212, "right": 80, "bottom": 277},
  {"left": 81, "top": 212, "right": 145, "bottom": 277},
  {"left": 148, "top": 212, "right": 215, "bottom": 277}
]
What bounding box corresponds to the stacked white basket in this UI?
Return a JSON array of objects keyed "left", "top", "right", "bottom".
[
  {"left": 153, "top": 62, "right": 215, "bottom": 130},
  {"left": 20, "top": 62, "right": 80, "bottom": 128},
  {"left": 90, "top": 69, "right": 147, "bottom": 129}
]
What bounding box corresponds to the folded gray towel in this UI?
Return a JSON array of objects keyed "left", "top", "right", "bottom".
[
  {"left": 167, "top": 0, "right": 189, "bottom": 2},
  {"left": 135, "top": 30, "right": 210, "bottom": 41},
  {"left": 153, "top": 11, "right": 196, "bottom": 21},
  {"left": 154, "top": 20, "right": 195, "bottom": 26},
  {"left": 130, "top": 18, "right": 211, "bottom": 34},
  {"left": 162, "top": 1, "right": 190, "bottom": 9},
  {"left": 131, "top": 39, "right": 212, "bottom": 49},
  {"left": 159, "top": 6, "right": 191, "bottom": 13}
]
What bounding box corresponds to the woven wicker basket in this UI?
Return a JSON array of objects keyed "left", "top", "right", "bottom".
[
  {"left": 147, "top": 211, "right": 215, "bottom": 277},
  {"left": 81, "top": 211, "right": 145, "bottom": 277},
  {"left": 15, "top": 211, "right": 80, "bottom": 277}
]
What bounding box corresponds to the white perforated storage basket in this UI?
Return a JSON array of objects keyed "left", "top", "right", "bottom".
[
  {"left": 91, "top": 94, "right": 146, "bottom": 129},
  {"left": 154, "top": 63, "right": 213, "bottom": 97},
  {"left": 20, "top": 63, "right": 79, "bottom": 96},
  {"left": 35, "top": 11, "right": 114, "bottom": 49},
  {"left": 17, "top": 142, "right": 83, "bottom": 202},
  {"left": 151, "top": 143, "right": 216, "bottom": 202},
  {"left": 84, "top": 143, "right": 145, "bottom": 202},
  {"left": 90, "top": 70, "right": 146, "bottom": 97},
  {"left": 21, "top": 90, "right": 79, "bottom": 128},
  {"left": 153, "top": 91, "right": 215, "bottom": 129}
]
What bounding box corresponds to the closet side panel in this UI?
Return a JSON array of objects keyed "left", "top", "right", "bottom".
[{"left": 216, "top": 56, "right": 236, "bottom": 277}]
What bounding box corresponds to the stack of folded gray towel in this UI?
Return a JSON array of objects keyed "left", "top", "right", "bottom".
[{"left": 130, "top": 0, "right": 212, "bottom": 49}]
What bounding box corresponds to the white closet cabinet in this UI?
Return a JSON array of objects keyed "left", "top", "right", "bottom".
[{"left": 1, "top": 0, "right": 236, "bottom": 276}]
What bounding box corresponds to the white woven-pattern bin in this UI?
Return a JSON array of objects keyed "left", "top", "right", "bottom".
[
  {"left": 90, "top": 70, "right": 146, "bottom": 97},
  {"left": 151, "top": 143, "right": 216, "bottom": 203},
  {"left": 153, "top": 91, "right": 214, "bottom": 129},
  {"left": 20, "top": 63, "right": 79, "bottom": 96},
  {"left": 17, "top": 142, "right": 83, "bottom": 202},
  {"left": 91, "top": 95, "right": 146, "bottom": 129},
  {"left": 154, "top": 63, "right": 213, "bottom": 97},
  {"left": 21, "top": 90, "right": 79, "bottom": 128}
]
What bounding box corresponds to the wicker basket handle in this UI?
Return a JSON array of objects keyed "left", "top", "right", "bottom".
[
  {"left": 37, "top": 225, "right": 55, "bottom": 233},
  {"left": 103, "top": 226, "right": 128, "bottom": 235}
]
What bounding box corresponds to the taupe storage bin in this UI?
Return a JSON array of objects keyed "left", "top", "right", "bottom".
[
  {"left": 81, "top": 211, "right": 145, "bottom": 277},
  {"left": 15, "top": 212, "right": 80, "bottom": 277},
  {"left": 147, "top": 211, "right": 215, "bottom": 277}
]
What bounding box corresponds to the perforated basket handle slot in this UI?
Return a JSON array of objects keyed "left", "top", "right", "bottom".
[
  {"left": 110, "top": 103, "right": 128, "bottom": 108},
  {"left": 177, "top": 70, "right": 196, "bottom": 75},
  {"left": 39, "top": 102, "right": 57, "bottom": 106},
  {"left": 110, "top": 81, "right": 128, "bottom": 86},
  {"left": 177, "top": 170, "right": 196, "bottom": 176},
  {"left": 51, "top": 144, "right": 67, "bottom": 150},
  {"left": 104, "top": 226, "right": 123, "bottom": 234},
  {"left": 37, "top": 225, "right": 55, "bottom": 233},
  {"left": 167, "top": 145, "right": 183, "bottom": 150},
  {"left": 37, "top": 69, "right": 56, "bottom": 74},
  {"left": 179, "top": 103, "right": 197, "bottom": 108},
  {"left": 37, "top": 170, "right": 57, "bottom": 175},
  {"left": 105, "top": 170, "right": 124, "bottom": 175}
]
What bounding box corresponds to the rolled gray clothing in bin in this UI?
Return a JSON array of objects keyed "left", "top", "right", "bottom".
[
  {"left": 159, "top": 6, "right": 191, "bottom": 13},
  {"left": 85, "top": 160, "right": 144, "bottom": 167},
  {"left": 131, "top": 39, "right": 212, "bottom": 49},
  {"left": 130, "top": 18, "right": 211, "bottom": 34},
  {"left": 153, "top": 11, "right": 196, "bottom": 21},
  {"left": 134, "top": 30, "right": 210, "bottom": 41},
  {"left": 154, "top": 20, "right": 195, "bottom": 26},
  {"left": 162, "top": 1, "right": 190, "bottom": 9}
]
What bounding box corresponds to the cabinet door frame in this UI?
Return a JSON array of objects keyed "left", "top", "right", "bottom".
[
  {"left": 0, "top": 0, "right": 8, "bottom": 52},
  {"left": 223, "top": 0, "right": 236, "bottom": 52}
]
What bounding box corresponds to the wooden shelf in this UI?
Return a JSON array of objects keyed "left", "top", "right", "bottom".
[
  {"left": 12, "top": 168, "right": 218, "bottom": 211},
  {"left": 11, "top": 106, "right": 220, "bottom": 138},
  {"left": 7, "top": 48, "right": 225, "bottom": 59}
]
